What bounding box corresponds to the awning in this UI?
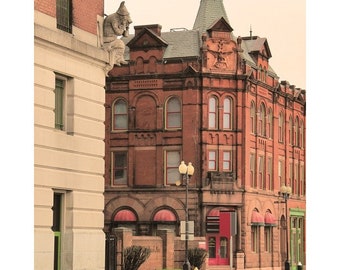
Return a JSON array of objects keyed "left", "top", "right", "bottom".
[
  {"left": 251, "top": 211, "right": 264, "bottom": 226},
  {"left": 114, "top": 209, "right": 137, "bottom": 222},
  {"left": 265, "top": 212, "right": 277, "bottom": 226},
  {"left": 207, "top": 208, "right": 230, "bottom": 217},
  {"left": 207, "top": 209, "right": 220, "bottom": 217},
  {"left": 153, "top": 209, "right": 176, "bottom": 222}
]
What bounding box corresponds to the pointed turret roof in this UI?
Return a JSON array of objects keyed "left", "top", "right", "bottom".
[{"left": 192, "top": 0, "right": 230, "bottom": 34}]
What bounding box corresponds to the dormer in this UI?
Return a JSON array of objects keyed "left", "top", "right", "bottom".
[
  {"left": 126, "top": 25, "right": 168, "bottom": 62},
  {"left": 242, "top": 36, "right": 272, "bottom": 68},
  {"left": 206, "top": 17, "right": 233, "bottom": 40}
]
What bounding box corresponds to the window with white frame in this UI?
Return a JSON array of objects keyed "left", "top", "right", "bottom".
[
  {"left": 112, "top": 99, "right": 128, "bottom": 131},
  {"left": 166, "top": 97, "right": 181, "bottom": 129},
  {"left": 222, "top": 151, "right": 231, "bottom": 171},
  {"left": 223, "top": 97, "right": 232, "bottom": 129},
  {"left": 165, "top": 150, "right": 181, "bottom": 185},
  {"left": 208, "top": 150, "right": 217, "bottom": 171},
  {"left": 208, "top": 96, "right": 218, "bottom": 129},
  {"left": 111, "top": 151, "right": 128, "bottom": 185}
]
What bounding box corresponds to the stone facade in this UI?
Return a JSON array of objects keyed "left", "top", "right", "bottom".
[{"left": 34, "top": 1, "right": 108, "bottom": 269}]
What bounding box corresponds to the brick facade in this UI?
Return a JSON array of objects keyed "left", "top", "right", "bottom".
[{"left": 104, "top": 1, "right": 306, "bottom": 270}]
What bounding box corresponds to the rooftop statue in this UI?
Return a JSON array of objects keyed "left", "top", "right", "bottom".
[{"left": 103, "top": 1, "right": 132, "bottom": 72}]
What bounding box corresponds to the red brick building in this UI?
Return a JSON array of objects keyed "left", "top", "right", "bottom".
[{"left": 104, "top": 1, "right": 306, "bottom": 269}]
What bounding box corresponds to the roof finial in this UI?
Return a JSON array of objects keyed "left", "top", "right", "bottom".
[{"left": 250, "top": 25, "right": 252, "bottom": 39}]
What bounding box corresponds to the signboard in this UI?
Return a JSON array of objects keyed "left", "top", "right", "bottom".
[
  {"left": 220, "top": 210, "right": 237, "bottom": 236},
  {"left": 180, "top": 221, "right": 194, "bottom": 240}
]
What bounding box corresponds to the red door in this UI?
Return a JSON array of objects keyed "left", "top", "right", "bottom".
[{"left": 207, "top": 234, "right": 229, "bottom": 265}]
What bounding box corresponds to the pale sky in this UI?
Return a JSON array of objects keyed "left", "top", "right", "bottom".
[{"left": 105, "top": 0, "right": 306, "bottom": 89}]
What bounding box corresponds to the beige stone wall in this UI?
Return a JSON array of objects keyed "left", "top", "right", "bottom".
[{"left": 34, "top": 9, "right": 108, "bottom": 270}]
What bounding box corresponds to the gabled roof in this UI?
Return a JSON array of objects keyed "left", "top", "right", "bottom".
[
  {"left": 207, "top": 17, "right": 233, "bottom": 33},
  {"left": 119, "top": 0, "right": 277, "bottom": 78},
  {"left": 122, "top": 30, "right": 200, "bottom": 60},
  {"left": 242, "top": 37, "right": 272, "bottom": 58},
  {"left": 126, "top": 27, "right": 168, "bottom": 48}
]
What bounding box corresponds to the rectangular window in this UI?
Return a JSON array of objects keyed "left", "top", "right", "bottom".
[
  {"left": 267, "top": 157, "right": 273, "bottom": 190},
  {"left": 222, "top": 151, "right": 231, "bottom": 171},
  {"left": 264, "top": 226, "right": 272, "bottom": 252},
  {"left": 166, "top": 151, "right": 181, "bottom": 185},
  {"left": 250, "top": 153, "right": 255, "bottom": 188},
  {"left": 52, "top": 193, "right": 63, "bottom": 270},
  {"left": 55, "top": 78, "right": 65, "bottom": 130},
  {"left": 57, "top": 0, "right": 72, "bottom": 33},
  {"left": 55, "top": 74, "right": 73, "bottom": 133},
  {"left": 278, "top": 113, "right": 284, "bottom": 142},
  {"left": 208, "top": 97, "right": 217, "bottom": 129},
  {"left": 208, "top": 150, "right": 217, "bottom": 170},
  {"left": 251, "top": 226, "right": 259, "bottom": 253},
  {"left": 258, "top": 156, "right": 264, "bottom": 189},
  {"left": 300, "top": 164, "right": 305, "bottom": 196},
  {"left": 294, "top": 163, "right": 298, "bottom": 195},
  {"left": 278, "top": 160, "right": 285, "bottom": 187},
  {"left": 223, "top": 98, "right": 231, "bottom": 129},
  {"left": 111, "top": 152, "right": 127, "bottom": 185},
  {"left": 166, "top": 98, "right": 181, "bottom": 129},
  {"left": 289, "top": 163, "right": 293, "bottom": 188},
  {"left": 113, "top": 99, "right": 128, "bottom": 130}
]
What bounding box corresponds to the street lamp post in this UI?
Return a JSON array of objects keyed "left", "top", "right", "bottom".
[
  {"left": 279, "top": 185, "right": 292, "bottom": 270},
  {"left": 178, "top": 161, "right": 194, "bottom": 270}
]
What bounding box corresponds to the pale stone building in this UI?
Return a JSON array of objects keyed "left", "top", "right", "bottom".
[{"left": 34, "top": 0, "right": 108, "bottom": 269}]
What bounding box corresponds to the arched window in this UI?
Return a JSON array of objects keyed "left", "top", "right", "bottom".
[
  {"left": 112, "top": 99, "right": 128, "bottom": 131},
  {"left": 258, "top": 155, "right": 264, "bottom": 189},
  {"left": 288, "top": 117, "right": 293, "bottom": 145},
  {"left": 223, "top": 97, "right": 232, "bottom": 129},
  {"left": 258, "top": 103, "right": 266, "bottom": 136},
  {"left": 300, "top": 121, "right": 304, "bottom": 148},
  {"left": 258, "top": 65, "right": 262, "bottom": 81},
  {"left": 250, "top": 102, "right": 256, "bottom": 133},
  {"left": 208, "top": 96, "right": 218, "bottom": 129},
  {"left": 113, "top": 208, "right": 137, "bottom": 235},
  {"left": 136, "top": 57, "right": 144, "bottom": 74},
  {"left": 267, "top": 108, "right": 273, "bottom": 139},
  {"left": 166, "top": 97, "right": 181, "bottom": 129},
  {"left": 294, "top": 117, "right": 299, "bottom": 146},
  {"left": 278, "top": 112, "right": 284, "bottom": 142},
  {"left": 152, "top": 209, "right": 177, "bottom": 235}
]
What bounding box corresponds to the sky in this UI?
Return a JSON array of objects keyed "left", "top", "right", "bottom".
[{"left": 105, "top": 0, "right": 306, "bottom": 89}]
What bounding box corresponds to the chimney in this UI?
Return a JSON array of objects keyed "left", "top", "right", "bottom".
[{"left": 134, "top": 24, "right": 162, "bottom": 36}]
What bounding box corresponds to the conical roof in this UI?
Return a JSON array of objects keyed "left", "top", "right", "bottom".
[{"left": 192, "top": 0, "right": 230, "bottom": 34}]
